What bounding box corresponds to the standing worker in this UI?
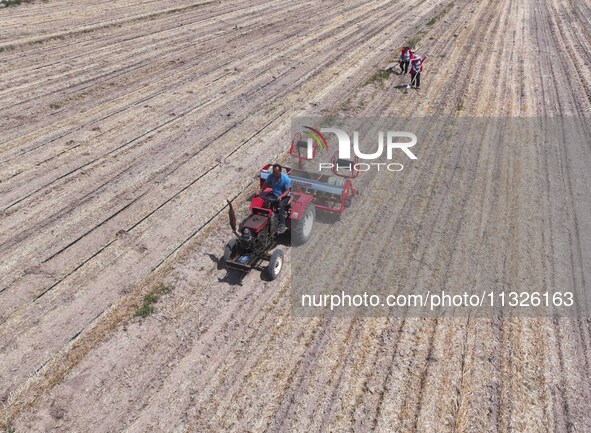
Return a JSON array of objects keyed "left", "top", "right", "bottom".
[
  {"left": 409, "top": 54, "right": 426, "bottom": 89},
  {"left": 399, "top": 46, "right": 413, "bottom": 74}
]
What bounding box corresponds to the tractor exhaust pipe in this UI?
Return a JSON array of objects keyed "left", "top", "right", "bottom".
[{"left": 227, "top": 199, "right": 240, "bottom": 238}]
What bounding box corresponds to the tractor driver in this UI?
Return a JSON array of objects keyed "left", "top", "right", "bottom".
[{"left": 260, "top": 163, "right": 291, "bottom": 234}]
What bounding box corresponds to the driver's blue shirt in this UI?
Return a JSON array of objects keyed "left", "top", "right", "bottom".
[{"left": 265, "top": 172, "right": 291, "bottom": 198}]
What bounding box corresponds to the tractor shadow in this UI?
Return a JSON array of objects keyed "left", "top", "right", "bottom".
[
  {"left": 315, "top": 210, "right": 342, "bottom": 225},
  {"left": 218, "top": 266, "right": 249, "bottom": 285},
  {"left": 205, "top": 252, "right": 225, "bottom": 270},
  {"left": 204, "top": 252, "right": 248, "bottom": 286},
  {"left": 219, "top": 269, "right": 249, "bottom": 285}
]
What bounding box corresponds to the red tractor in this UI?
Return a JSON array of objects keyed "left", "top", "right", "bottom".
[
  {"left": 224, "top": 136, "right": 359, "bottom": 280},
  {"left": 224, "top": 168, "right": 316, "bottom": 280}
]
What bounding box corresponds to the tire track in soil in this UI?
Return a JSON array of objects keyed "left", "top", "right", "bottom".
[
  {"left": 4, "top": 0, "right": 591, "bottom": 431},
  {"left": 330, "top": 0, "right": 588, "bottom": 428},
  {"left": 0, "top": 1, "right": 311, "bottom": 170},
  {"left": 0, "top": 0, "right": 448, "bottom": 428},
  {"left": 108, "top": 1, "right": 458, "bottom": 428},
  {"left": 0, "top": 0, "right": 420, "bottom": 290},
  {"left": 410, "top": 2, "right": 529, "bottom": 430},
  {"left": 535, "top": 0, "right": 591, "bottom": 430},
  {"left": 0, "top": 0, "right": 200, "bottom": 40},
  {"left": 0, "top": 0, "right": 409, "bottom": 302},
  {"left": 0, "top": 0, "right": 288, "bottom": 116},
  {"left": 0, "top": 0, "right": 412, "bottom": 314},
  {"left": 0, "top": 0, "right": 408, "bottom": 209},
  {"left": 546, "top": 3, "right": 591, "bottom": 415},
  {"left": 356, "top": 2, "right": 512, "bottom": 430}
]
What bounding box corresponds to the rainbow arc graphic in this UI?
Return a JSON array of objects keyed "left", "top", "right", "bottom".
[{"left": 302, "top": 126, "right": 328, "bottom": 152}]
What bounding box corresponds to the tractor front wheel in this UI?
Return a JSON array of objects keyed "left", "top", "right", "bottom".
[
  {"left": 267, "top": 248, "right": 284, "bottom": 280},
  {"left": 291, "top": 203, "right": 315, "bottom": 245}
]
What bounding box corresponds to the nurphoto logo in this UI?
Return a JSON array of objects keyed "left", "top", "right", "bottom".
[{"left": 298, "top": 125, "right": 418, "bottom": 172}]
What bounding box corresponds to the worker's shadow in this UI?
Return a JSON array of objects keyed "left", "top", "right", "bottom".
[{"left": 387, "top": 66, "right": 407, "bottom": 76}]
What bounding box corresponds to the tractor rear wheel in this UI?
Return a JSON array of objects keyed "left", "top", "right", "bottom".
[
  {"left": 291, "top": 203, "right": 315, "bottom": 245},
  {"left": 224, "top": 238, "right": 237, "bottom": 263},
  {"left": 267, "top": 248, "right": 284, "bottom": 280}
]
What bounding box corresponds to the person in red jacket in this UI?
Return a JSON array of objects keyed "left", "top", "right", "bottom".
[
  {"left": 399, "top": 46, "right": 413, "bottom": 74},
  {"left": 409, "top": 55, "right": 426, "bottom": 89}
]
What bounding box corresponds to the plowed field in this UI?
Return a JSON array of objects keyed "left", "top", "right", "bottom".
[{"left": 1, "top": 0, "right": 590, "bottom": 431}]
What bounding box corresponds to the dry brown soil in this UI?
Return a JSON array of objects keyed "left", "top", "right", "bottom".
[{"left": 1, "top": 0, "right": 591, "bottom": 431}]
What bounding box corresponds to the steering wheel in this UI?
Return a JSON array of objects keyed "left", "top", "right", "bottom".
[{"left": 259, "top": 193, "right": 279, "bottom": 209}]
